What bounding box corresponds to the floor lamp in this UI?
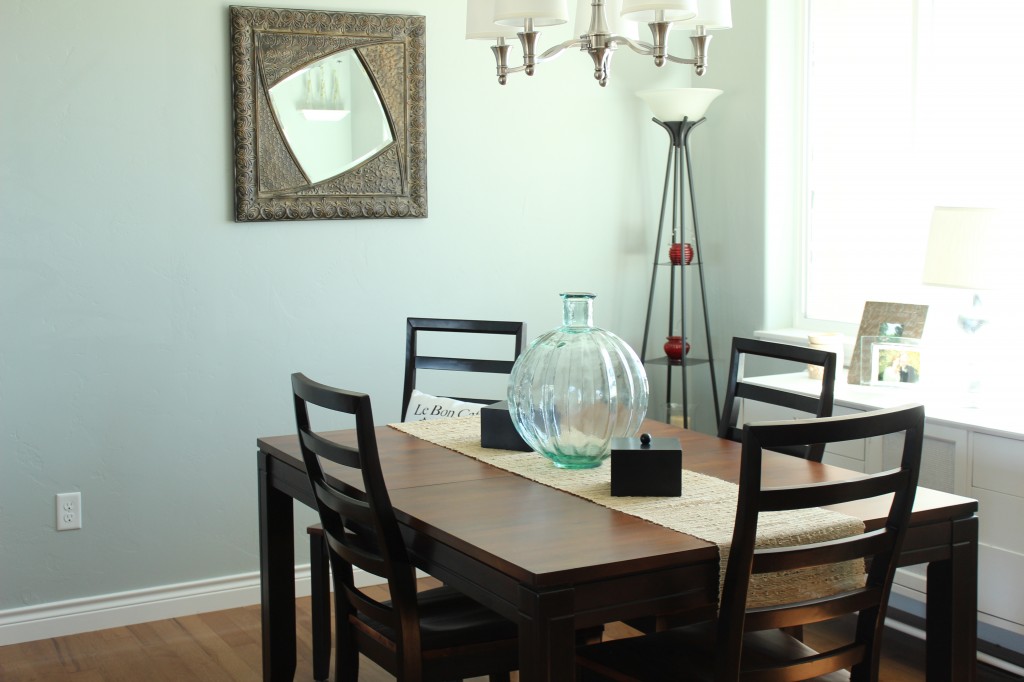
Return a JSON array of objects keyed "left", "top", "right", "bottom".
[{"left": 637, "top": 88, "right": 722, "bottom": 428}]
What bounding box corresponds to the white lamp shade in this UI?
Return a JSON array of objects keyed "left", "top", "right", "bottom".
[
  {"left": 467, "top": 0, "right": 521, "bottom": 39},
  {"left": 674, "top": 0, "right": 732, "bottom": 30},
  {"left": 620, "top": 0, "right": 697, "bottom": 23},
  {"left": 574, "top": 0, "right": 640, "bottom": 40},
  {"left": 494, "top": 0, "right": 570, "bottom": 27},
  {"left": 636, "top": 88, "right": 722, "bottom": 121},
  {"left": 923, "top": 207, "right": 1011, "bottom": 290}
]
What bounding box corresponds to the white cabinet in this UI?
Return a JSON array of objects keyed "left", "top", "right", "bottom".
[
  {"left": 742, "top": 373, "right": 1024, "bottom": 647},
  {"left": 969, "top": 432, "right": 1024, "bottom": 633}
]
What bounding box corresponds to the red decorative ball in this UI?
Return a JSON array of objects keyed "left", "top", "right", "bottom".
[
  {"left": 664, "top": 336, "right": 692, "bottom": 360},
  {"left": 669, "top": 243, "right": 683, "bottom": 265},
  {"left": 664, "top": 336, "right": 683, "bottom": 360},
  {"left": 668, "top": 243, "right": 695, "bottom": 265}
]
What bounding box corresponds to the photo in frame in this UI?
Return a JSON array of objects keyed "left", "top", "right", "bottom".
[
  {"left": 864, "top": 337, "right": 923, "bottom": 387},
  {"left": 847, "top": 302, "right": 928, "bottom": 385}
]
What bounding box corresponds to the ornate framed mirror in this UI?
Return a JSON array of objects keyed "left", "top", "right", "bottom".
[{"left": 229, "top": 6, "right": 426, "bottom": 221}]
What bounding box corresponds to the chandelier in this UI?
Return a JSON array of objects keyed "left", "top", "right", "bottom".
[{"left": 466, "top": 0, "right": 732, "bottom": 87}]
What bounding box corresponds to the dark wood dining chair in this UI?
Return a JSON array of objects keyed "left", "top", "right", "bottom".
[
  {"left": 292, "top": 373, "right": 518, "bottom": 682},
  {"left": 308, "top": 317, "right": 527, "bottom": 680},
  {"left": 718, "top": 337, "right": 839, "bottom": 462},
  {"left": 401, "top": 317, "right": 527, "bottom": 418},
  {"left": 622, "top": 337, "right": 840, "bottom": 640},
  {"left": 577, "top": 403, "right": 925, "bottom": 681}
]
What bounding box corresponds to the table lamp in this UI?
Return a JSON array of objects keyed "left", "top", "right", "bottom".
[
  {"left": 922, "top": 207, "right": 1008, "bottom": 333},
  {"left": 922, "top": 206, "right": 1009, "bottom": 397}
]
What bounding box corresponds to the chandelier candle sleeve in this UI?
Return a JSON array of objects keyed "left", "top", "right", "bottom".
[{"left": 507, "top": 293, "right": 649, "bottom": 469}]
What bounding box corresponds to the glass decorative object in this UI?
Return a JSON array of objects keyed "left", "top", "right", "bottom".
[{"left": 507, "top": 292, "right": 649, "bottom": 469}]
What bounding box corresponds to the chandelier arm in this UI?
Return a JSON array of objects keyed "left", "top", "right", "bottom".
[
  {"left": 484, "top": 26, "right": 713, "bottom": 84},
  {"left": 662, "top": 53, "right": 699, "bottom": 65},
  {"left": 611, "top": 36, "right": 702, "bottom": 65},
  {"left": 611, "top": 35, "right": 656, "bottom": 56},
  {"left": 536, "top": 38, "right": 587, "bottom": 63}
]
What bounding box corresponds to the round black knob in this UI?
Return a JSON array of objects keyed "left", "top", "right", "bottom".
[{"left": 640, "top": 433, "right": 652, "bottom": 447}]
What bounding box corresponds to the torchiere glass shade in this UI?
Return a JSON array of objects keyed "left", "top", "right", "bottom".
[{"left": 636, "top": 87, "right": 722, "bottom": 121}]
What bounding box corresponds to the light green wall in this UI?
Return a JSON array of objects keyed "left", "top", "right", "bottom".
[{"left": 0, "top": 0, "right": 769, "bottom": 611}]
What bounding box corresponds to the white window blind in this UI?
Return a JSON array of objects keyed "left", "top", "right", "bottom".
[{"left": 801, "top": 0, "right": 1024, "bottom": 325}]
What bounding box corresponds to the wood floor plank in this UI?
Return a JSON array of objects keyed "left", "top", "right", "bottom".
[{"left": 0, "top": 584, "right": 1018, "bottom": 681}]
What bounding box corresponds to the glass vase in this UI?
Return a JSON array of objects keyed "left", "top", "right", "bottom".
[{"left": 507, "top": 292, "right": 649, "bottom": 469}]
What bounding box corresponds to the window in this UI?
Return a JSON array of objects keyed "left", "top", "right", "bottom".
[{"left": 800, "top": 0, "right": 1024, "bottom": 327}]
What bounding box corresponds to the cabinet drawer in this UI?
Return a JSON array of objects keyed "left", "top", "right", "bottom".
[
  {"left": 974, "top": 488, "right": 1024, "bottom": 554},
  {"left": 972, "top": 432, "right": 1024, "bottom": 497},
  {"left": 978, "top": 543, "right": 1024, "bottom": 627}
]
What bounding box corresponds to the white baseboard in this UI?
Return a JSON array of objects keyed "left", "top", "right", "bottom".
[{"left": 0, "top": 564, "right": 382, "bottom": 647}]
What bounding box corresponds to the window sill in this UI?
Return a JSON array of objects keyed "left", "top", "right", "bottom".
[{"left": 753, "top": 328, "right": 854, "bottom": 369}]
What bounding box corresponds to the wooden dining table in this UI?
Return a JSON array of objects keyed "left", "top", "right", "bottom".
[{"left": 256, "top": 419, "right": 979, "bottom": 682}]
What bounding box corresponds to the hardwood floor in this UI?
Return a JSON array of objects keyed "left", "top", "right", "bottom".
[{"left": 0, "top": 580, "right": 1018, "bottom": 681}]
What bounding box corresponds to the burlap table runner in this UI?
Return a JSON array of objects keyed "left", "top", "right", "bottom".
[{"left": 389, "top": 416, "right": 866, "bottom": 607}]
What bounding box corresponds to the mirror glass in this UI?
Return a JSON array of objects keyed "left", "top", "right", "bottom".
[
  {"left": 268, "top": 51, "right": 394, "bottom": 184},
  {"left": 229, "top": 6, "right": 427, "bottom": 222}
]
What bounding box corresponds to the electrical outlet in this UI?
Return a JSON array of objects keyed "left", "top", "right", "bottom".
[{"left": 56, "top": 492, "right": 82, "bottom": 531}]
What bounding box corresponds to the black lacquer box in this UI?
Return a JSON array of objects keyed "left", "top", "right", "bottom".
[
  {"left": 480, "top": 400, "right": 532, "bottom": 451},
  {"left": 610, "top": 433, "right": 682, "bottom": 497}
]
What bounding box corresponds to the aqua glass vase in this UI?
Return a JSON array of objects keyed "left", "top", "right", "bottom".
[{"left": 507, "top": 292, "right": 649, "bottom": 469}]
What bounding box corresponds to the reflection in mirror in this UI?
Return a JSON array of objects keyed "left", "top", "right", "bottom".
[
  {"left": 268, "top": 51, "right": 395, "bottom": 184},
  {"left": 229, "top": 6, "right": 426, "bottom": 221}
]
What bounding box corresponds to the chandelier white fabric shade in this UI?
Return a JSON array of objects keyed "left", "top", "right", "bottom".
[
  {"left": 620, "top": 0, "right": 698, "bottom": 23},
  {"left": 467, "top": 0, "right": 521, "bottom": 39},
  {"left": 636, "top": 88, "right": 722, "bottom": 121},
  {"left": 494, "top": 0, "right": 570, "bottom": 27},
  {"left": 922, "top": 207, "right": 1011, "bottom": 291},
  {"left": 674, "top": 0, "right": 732, "bottom": 29},
  {"left": 574, "top": 0, "right": 640, "bottom": 40}
]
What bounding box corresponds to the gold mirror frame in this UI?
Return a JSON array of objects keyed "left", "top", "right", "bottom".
[{"left": 229, "top": 6, "right": 426, "bottom": 221}]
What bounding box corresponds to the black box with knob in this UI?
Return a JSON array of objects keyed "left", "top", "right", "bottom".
[{"left": 610, "top": 433, "right": 682, "bottom": 497}]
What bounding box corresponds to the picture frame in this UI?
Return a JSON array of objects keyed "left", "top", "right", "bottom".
[
  {"left": 847, "top": 302, "right": 928, "bottom": 385},
  {"left": 228, "top": 6, "right": 427, "bottom": 222},
  {"left": 864, "top": 337, "right": 923, "bottom": 387}
]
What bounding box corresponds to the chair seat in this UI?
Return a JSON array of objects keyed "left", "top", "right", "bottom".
[
  {"left": 578, "top": 622, "right": 851, "bottom": 681},
  {"left": 357, "top": 585, "right": 518, "bottom": 650}
]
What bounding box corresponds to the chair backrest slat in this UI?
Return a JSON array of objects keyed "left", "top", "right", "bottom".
[
  {"left": 744, "top": 588, "right": 881, "bottom": 631},
  {"left": 292, "top": 373, "right": 420, "bottom": 639},
  {"left": 718, "top": 337, "right": 838, "bottom": 461},
  {"left": 759, "top": 468, "right": 909, "bottom": 511},
  {"left": 415, "top": 356, "right": 518, "bottom": 375},
  {"left": 402, "top": 318, "right": 526, "bottom": 420},
  {"left": 714, "top": 403, "right": 925, "bottom": 681},
  {"left": 752, "top": 529, "right": 894, "bottom": 574}
]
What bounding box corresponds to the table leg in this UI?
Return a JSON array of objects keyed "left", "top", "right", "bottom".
[
  {"left": 926, "top": 515, "right": 978, "bottom": 682},
  {"left": 259, "top": 451, "right": 296, "bottom": 682},
  {"left": 517, "top": 586, "right": 577, "bottom": 681}
]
